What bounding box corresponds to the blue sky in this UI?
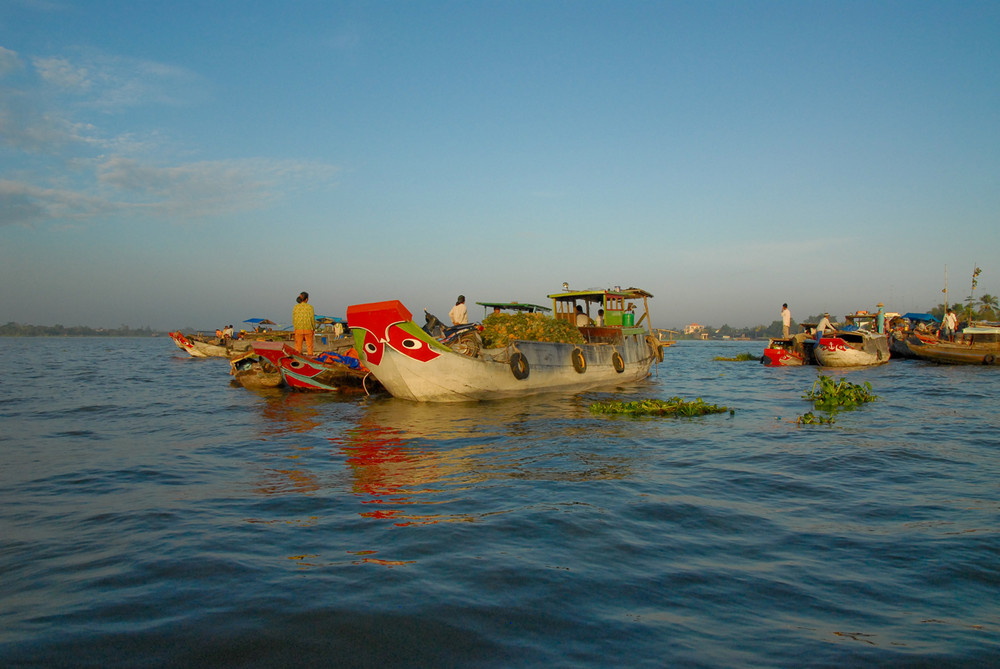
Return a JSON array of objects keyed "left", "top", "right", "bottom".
[{"left": 2, "top": 0, "right": 998, "bottom": 331}]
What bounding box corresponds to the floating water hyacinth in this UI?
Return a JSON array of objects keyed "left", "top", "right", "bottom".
[
  {"left": 713, "top": 352, "right": 759, "bottom": 361},
  {"left": 590, "top": 396, "right": 731, "bottom": 417},
  {"left": 803, "top": 375, "right": 878, "bottom": 412}
]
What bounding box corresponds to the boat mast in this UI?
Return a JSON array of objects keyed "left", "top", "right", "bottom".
[{"left": 943, "top": 265, "right": 948, "bottom": 312}]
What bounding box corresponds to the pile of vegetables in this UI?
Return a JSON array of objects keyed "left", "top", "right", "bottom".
[
  {"left": 590, "top": 397, "right": 731, "bottom": 417},
  {"left": 480, "top": 313, "right": 585, "bottom": 348}
]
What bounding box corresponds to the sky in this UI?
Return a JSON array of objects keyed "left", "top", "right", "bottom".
[{"left": 1, "top": 0, "right": 998, "bottom": 331}]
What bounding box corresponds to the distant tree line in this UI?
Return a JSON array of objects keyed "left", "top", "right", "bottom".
[{"left": 0, "top": 322, "right": 164, "bottom": 337}]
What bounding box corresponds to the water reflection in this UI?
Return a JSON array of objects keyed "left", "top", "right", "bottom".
[
  {"left": 245, "top": 391, "right": 642, "bottom": 531},
  {"left": 332, "top": 395, "right": 638, "bottom": 526},
  {"left": 250, "top": 392, "right": 332, "bottom": 497}
]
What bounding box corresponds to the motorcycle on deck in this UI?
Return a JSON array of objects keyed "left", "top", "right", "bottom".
[{"left": 423, "top": 309, "right": 483, "bottom": 358}]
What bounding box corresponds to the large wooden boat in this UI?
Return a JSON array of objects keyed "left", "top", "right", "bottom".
[
  {"left": 346, "top": 287, "right": 663, "bottom": 402},
  {"left": 814, "top": 330, "right": 890, "bottom": 367},
  {"left": 811, "top": 311, "right": 891, "bottom": 367},
  {"left": 250, "top": 341, "right": 379, "bottom": 392},
  {"left": 888, "top": 313, "right": 940, "bottom": 360},
  {"left": 905, "top": 326, "right": 1000, "bottom": 365}
]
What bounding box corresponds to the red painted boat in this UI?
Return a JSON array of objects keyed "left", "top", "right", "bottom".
[{"left": 250, "top": 342, "right": 380, "bottom": 393}]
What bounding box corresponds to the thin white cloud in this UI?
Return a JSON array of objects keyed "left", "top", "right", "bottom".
[
  {"left": 31, "top": 51, "right": 206, "bottom": 110},
  {"left": 0, "top": 46, "right": 340, "bottom": 227},
  {"left": 0, "top": 156, "right": 340, "bottom": 226},
  {"left": 0, "top": 46, "right": 22, "bottom": 77},
  {"left": 0, "top": 179, "right": 119, "bottom": 225}
]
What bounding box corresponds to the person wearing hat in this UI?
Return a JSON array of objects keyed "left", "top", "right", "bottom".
[
  {"left": 449, "top": 295, "right": 468, "bottom": 325},
  {"left": 815, "top": 312, "right": 835, "bottom": 345},
  {"left": 876, "top": 302, "right": 885, "bottom": 334}
]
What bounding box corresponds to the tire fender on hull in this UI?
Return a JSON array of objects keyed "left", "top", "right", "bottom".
[
  {"left": 510, "top": 351, "right": 529, "bottom": 380},
  {"left": 611, "top": 351, "right": 625, "bottom": 373}
]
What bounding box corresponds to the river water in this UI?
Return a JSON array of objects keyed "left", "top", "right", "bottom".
[{"left": 1, "top": 337, "right": 997, "bottom": 668}]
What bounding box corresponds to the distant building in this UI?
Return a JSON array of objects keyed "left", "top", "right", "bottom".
[{"left": 684, "top": 322, "right": 703, "bottom": 336}]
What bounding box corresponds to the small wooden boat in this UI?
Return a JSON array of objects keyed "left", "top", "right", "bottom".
[
  {"left": 762, "top": 332, "right": 817, "bottom": 366},
  {"left": 346, "top": 286, "right": 663, "bottom": 402},
  {"left": 169, "top": 331, "right": 252, "bottom": 358},
  {"left": 250, "top": 342, "right": 380, "bottom": 392},
  {"left": 905, "top": 326, "right": 1000, "bottom": 365},
  {"left": 229, "top": 351, "right": 283, "bottom": 389}
]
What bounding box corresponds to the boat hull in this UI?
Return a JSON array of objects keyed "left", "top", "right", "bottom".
[
  {"left": 251, "top": 342, "right": 377, "bottom": 392},
  {"left": 905, "top": 340, "right": 999, "bottom": 365},
  {"left": 762, "top": 333, "right": 816, "bottom": 366},
  {"left": 813, "top": 332, "right": 890, "bottom": 367},
  {"left": 169, "top": 331, "right": 251, "bottom": 358},
  {"left": 347, "top": 300, "right": 657, "bottom": 402}
]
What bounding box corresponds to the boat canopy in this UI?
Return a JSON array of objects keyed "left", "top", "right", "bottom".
[
  {"left": 243, "top": 318, "right": 276, "bottom": 324},
  {"left": 476, "top": 301, "right": 552, "bottom": 314},
  {"left": 545, "top": 287, "right": 654, "bottom": 331},
  {"left": 315, "top": 315, "right": 348, "bottom": 324},
  {"left": 902, "top": 312, "right": 940, "bottom": 323}
]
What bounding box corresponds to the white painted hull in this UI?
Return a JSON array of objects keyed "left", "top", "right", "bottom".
[
  {"left": 813, "top": 332, "right": 890, "bottom": 367},
  {"left": 369, "top": 337, "right": 655, "bottom": 402}
]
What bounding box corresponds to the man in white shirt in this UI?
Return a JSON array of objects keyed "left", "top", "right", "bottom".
[
  {"left": 942, "top": 308, "right": 958, "bottom": 342},
  {"left": 449, "top": 295, "right": 468, "bottom": 325},
  {"left": 781, "top": 304, "right": 791, "bottom": 338}
]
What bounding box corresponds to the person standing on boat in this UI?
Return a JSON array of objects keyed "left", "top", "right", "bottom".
[
  {"left": 293, "top": 291, "right": 315, "bottom": 355},
  {"left": 575, "top": 305, "right": 591, "bottom": 327},
  {"left": 941, "top": 308, "right": 958, "bottom": 342},
  {"left": 815, "top": 312, "right": 835, "bottom": 345},
  {"left": 449, "top": 295, "right": 468, "bottom": 325},
  {"left": 781, "top": 304, "right": 791, "bottom": 338},
  {"left": 596, "top": 309, "right": 605, "bottom": 326},
  {"left": 876, "top": 303, "right": 885, "bottom": 334}
]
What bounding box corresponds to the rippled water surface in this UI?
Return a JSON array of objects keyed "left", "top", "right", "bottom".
[{"left": 1, "top": 338, "right": 998, "bottom": 667}]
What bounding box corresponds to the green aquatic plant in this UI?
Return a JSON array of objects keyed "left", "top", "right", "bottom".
[
  {"left": 803, "top": 375, "right": 879, "bottom": 411},
  {"left": 713, "top": 352, "right": 760, "bottom": 361},
  {"left": 590, "top": 397, "right": 732, "bottom": 418},
  {"left": 796, "top": 411, "right": 835, "bottom": 425}
]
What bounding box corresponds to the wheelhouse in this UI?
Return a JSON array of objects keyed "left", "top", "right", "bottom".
[{"left": 546, "top": 287, "right": 654, "bottom": 343}]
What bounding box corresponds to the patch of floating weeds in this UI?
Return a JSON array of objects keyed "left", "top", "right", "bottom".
[
  {"left": 797, "top": 411, "right": 835, "bottom": 425},
  {"left": 713, "top": 352, "right": 760, "bottom": 361},
  {"left": 590, "top": 397, "right": 732, "bottom": 418},
  {"left": 797, "top": 375, "right": 878, "bottom": 425}
]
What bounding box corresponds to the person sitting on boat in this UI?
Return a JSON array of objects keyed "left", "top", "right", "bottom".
[
  {"left": 815, "top": 313, "right": 835, "bottom": 344},
  {"left": 595, "top": 309, "right": 605, "bottom": 326},
  {"left": 449, "top": 295, "right": 468, "bottom": 325},
  {"left": 293, "top": 291, "right": 316, "bottom": 355},
  {"left": 575, "top": 305, "right": 591, "bottom": 327}
]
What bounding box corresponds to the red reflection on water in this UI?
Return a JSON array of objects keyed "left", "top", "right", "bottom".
[{"left": 337, "top": 419, "right": 477, "bottom": 527}]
